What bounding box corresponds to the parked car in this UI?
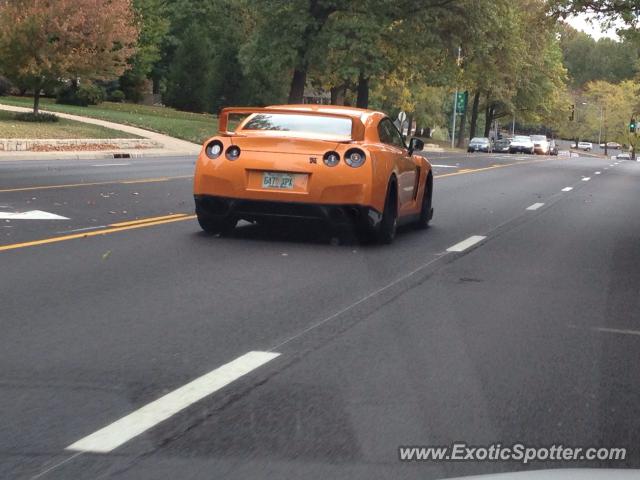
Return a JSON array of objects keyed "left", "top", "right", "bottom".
[
  {"left": 509, "top": 135, "right": 535, "bottom": 154},
  {"left": 549, "top": 140, "right": 559, "bottom": 156},
  {"left": 467, "top": 137, "right": 492, "bottom": 153},
  {"left": 616, "top": 152, "right": 632, "bottom": 160},
  {"left": 531, "top": 135, "right": 550, "bottom": 155},
  {"left": 493, "top": 138, "right": 512, "bottom": 153},
  {"left": 194, "top": 105, "right": 434, "bottom": 244},
  {"left": 606, "top": 142, "right": 622, "bottom": 149},
  {"left": 577, "top": 142, "right": 593, "bottom": 151}
]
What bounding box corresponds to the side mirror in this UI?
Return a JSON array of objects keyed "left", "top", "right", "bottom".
[{"left": 408, "top": 137, "right": 424, "bottom": 155}]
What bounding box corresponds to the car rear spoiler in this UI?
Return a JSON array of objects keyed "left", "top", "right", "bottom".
[{"left": 217, "top": 107, "right": 365, "bottom": 141}]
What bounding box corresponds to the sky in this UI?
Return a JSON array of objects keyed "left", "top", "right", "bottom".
[{"left": 565, "top": 13, "right": 620, "bottom": 40}]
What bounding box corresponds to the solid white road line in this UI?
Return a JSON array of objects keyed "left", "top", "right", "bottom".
[
  {"left": 562, "top": 187, "right": 573, "bottom": 192},
  {"left": 569, "top": 324, "right": 640, "bottom": 337},
  {"left": 582, "top": 177, "right": 591, "bottom": 181},
  {"left": 526, "top": 203, "right": 545, "bottom": 211},
  {"left": 0, "top": 210, "right": 69, "bottom": 220},
  {"left": 56, "top": 226, "right": 107, "bottom": 234},
  {"left": 590, "top": 326, "right": 640, "bottom": 336},
  {"left": 431, "top": 164, "right": 459, "bottom": 168},
  {"left": 446, "top": 235, "right": 486, "bottom": 252},
  {"left": 66, "top": 351, "right": 280, "bottom": 453},
  {"left": 92, "top": 163, "right": 131, "bottom": 167}
]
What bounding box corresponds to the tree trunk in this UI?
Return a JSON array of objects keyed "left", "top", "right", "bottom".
[
  {"left": 469, "top": 91, "right": 481, "bottom": 139},
  {"left": 33, "top": 87, "right": 41, "bottom": 115},
  {"left": 330, "top": 85, "right": 345, "bottom": 105},
  {"left": 287, "top": 68, "right": 307, "bottom": 104},
  {"left": 356, "top": 72, "right": 369, "bottom": 109},
  {"left": 484, "top": 104, "right": 494, "bottom": 138}
]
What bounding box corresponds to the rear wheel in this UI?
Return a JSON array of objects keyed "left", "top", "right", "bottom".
[
  {"left": 376, "top": 180, "right": 398, "bottom": 244},
  {"left": 415, "top": 174, "right": 433, "bottom": 230},
  {"left": 197, "top": 213, "right": 237, "bottom": 235}
]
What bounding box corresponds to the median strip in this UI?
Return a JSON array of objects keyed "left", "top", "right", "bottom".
[
  {"left": 66, "top": 351, "right": 280, "bottom": 453},
  {"left": 0, "top": 213, "right": 194, "bottom": 252}
]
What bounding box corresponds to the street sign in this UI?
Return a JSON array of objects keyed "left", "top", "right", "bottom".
[
  {"left": 397, "top": 111, "right": 407, "bottom": 124},
  {"left": 456, "top": 92, "right": 468, "bottom": 114}
]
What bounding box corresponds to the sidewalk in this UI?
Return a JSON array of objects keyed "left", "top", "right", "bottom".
[{"left": 0, "top": 104, "right": 202, "bottom": 160}]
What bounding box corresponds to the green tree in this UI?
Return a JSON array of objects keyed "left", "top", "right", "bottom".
[
  {"left": 164, "top": 25, "right": 214, "bottom": 112},
  {"left": 120, "top": 0, "right": 170, "bottom": 101}
]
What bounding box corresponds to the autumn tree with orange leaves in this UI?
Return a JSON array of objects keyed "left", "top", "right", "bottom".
[{"left": 0, "top": 0, "right": 139, "bottom": 114}]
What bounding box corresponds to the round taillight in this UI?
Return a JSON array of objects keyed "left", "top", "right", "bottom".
[
  {"left": 323, "top": 151, "right": 340, "bottom": 167},
  {"left": 344, "top": 148, "right": 366, "bottom": 168},
  {"left": 226, "top": 145, "right": 241, "bottom": 160},
  {"left": 205, "top": 140, "right": 223, "bottom": 159}
]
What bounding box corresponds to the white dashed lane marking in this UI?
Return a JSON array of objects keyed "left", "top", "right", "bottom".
[
  {"left": 562, "top": 187, "right": 573, "bottom": 192},
  {"left": 526, "top": 203, "right": 545, "bottom": 211},
  {"left": 66, "top": 351, "right": 281, "bottom": 453},
  {"left": 447, "top": 235, "right": 487, "bottom": 252}
]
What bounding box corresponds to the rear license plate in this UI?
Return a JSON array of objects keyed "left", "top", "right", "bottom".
[{"left": 262, "top": 172, "right": 294, "bottom": 189}]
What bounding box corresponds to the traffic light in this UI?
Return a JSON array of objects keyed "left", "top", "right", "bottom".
[
  {"left": 630, "top": 118, "right": 637, "bottom": 133},
  {"left": 569, "top": 104, "right": 575, "bottom": 122}
]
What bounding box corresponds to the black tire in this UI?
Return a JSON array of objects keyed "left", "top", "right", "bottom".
[
  {"left": 197, "top": 213, "right": 237, "bottom": 235},
  {"left": 376, "top": 179, "right": 398, "bottom": 244},
  {"left": 415, "top": 174, "right": 433, "bottom": 229}
]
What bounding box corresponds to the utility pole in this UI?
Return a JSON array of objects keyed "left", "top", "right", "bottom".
[{"left": 451, "top": 46, "right": 462, "bottom": 149}]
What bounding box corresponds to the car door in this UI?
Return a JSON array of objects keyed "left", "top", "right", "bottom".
[{"left": 377, "top": 118, "right": 417, "bottom": 209}]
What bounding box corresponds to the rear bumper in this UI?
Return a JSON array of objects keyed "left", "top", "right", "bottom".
[
  {"left": 195, "top": 195, "right": 383, "bottom": 228},
  {"left": 510, "top": 146, "right": 534, "bottom": 153}
]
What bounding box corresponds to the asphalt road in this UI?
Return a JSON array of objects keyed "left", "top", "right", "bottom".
[{"left": 1, "top": 151, "right": 639, "bottom": 479}]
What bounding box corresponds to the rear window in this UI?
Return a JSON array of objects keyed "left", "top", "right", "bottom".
[
  {"left": 240, "top": 113, "right": 352, "bottom": 138},
  {"left": 470, "top": 138, "right": 488, "bottom": 143},
  {"left": 531, "top": 135, "right": 547, "bottom": 141}
]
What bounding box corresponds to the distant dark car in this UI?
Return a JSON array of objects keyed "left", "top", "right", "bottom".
[
  {"left": 549, "top": 140, "right": 559, "bottom": 156},
  {"left": 494, "top": 138, "right": 511, "bottom": 153},
  {"left": 509, "top": 135, "right": 535, "bottom": 154},
  {"left": 468, "top": 137, "right": 492, "bottom": 153}
]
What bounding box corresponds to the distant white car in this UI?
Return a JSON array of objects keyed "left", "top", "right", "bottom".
[
  {"left": 616, "top": 152, "right": 632, "bottom": 160},
  {"left": 577, "top": 142, "right": 593, "bottom": 151}
]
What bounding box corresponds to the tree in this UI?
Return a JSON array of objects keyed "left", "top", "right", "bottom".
[
  {"left": 0, "top": 0, "right": 138, "bottom": 114},
  {"left": 164, "top": 25, "right": 214, "bottom": 112},
  {"left": 558, "top": 25, "right": 639, "bottom": 87},
  {"left": 119, "top": 0, "right": 170, "bottom": 101}
]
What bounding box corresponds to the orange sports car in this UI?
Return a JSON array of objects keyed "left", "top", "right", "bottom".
[{"left": 193, "top": 105, "right": 433, "bottom": 243}]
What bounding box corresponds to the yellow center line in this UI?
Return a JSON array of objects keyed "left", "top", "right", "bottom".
[
  {"left": 109, "top": 213, "right": 188, "bottom": 227},
  {"left": 0, "top": 215, "right": 196, "bottom": 253},
  {"left": 0, "top": 175, "right": 194, "bottom": 193}
]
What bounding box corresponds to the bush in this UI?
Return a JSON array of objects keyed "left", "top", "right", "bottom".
[
  {"left": 108, "top": 89, "right": 126, "bottom": 103},
  {"left": 14, "top": 112, "right": 59, "bottom": 122},
  {"left": 57, "top": 83, "right": 105, "bottom": 106},
  {"left": 0, "top": 76, "right": 11, "bottom": 96}
]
